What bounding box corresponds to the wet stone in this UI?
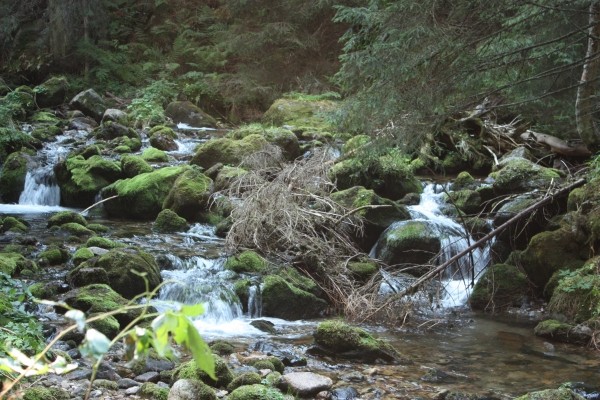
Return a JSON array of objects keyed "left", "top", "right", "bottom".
[
  {"left": 125, "top": 386, "right": 140, "bottom": 395},
  {"left": 332, "top": 387, "right": 360, "bottom": 400},
  {"left": 118, "top": 378, "right": 140, "bottom": 389},
  {"left": 136, "top": 371, "right": 160, "bottom": 383},
  {"left": 280, "top": 372, "right": 333, "bottom": 397},
  {"left": 340, "top": 371, "right": 365, "bottom": 383}
]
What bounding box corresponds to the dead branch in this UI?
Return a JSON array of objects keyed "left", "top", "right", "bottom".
[
  {"left": 520, "top": 130, "right": 592, "bottom": 157},
  {"left": 80, "top": 195, "right": 118, "bottom": 216}
]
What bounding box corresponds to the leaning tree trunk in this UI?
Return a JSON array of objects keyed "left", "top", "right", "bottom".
[{"left": 576, "top": 0, "right": 600, "bottom": 149}]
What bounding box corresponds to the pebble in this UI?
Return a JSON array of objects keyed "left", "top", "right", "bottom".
[
  {"left": 118, "top": 378, "right": 140, "bottom": 389},
  {"left": 125, "top": 386, "right": 140, "bottom": 395},
  {"left": 135, "top": 371, "right": 160, "bottom": 383}
]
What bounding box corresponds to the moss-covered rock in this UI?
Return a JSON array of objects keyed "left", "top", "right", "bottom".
[
  {"left": 228, "top": 384, "right": 285, "bottom": 400},
  {"left": 119, "top": 155, "right": 153, "bottom": 178},
  {"left": 60, "top": 284, "right": 144, "bottom": 327},
  {"left": 139, "top": 382, "right": 169, "bottom": 400},
  {"left": 261, "top": 275, "right": 327, "bottom": 320},
  {"left": 38, "top": 246, "right": 70, "bottom": 265},
  {"left": 0, "top": 216, "right": 29, "bottom": 233},
  {"left": 311, "top": 320, "right": 400, "bottom": 363},
  {"left": 67, "top": 265, "right": 110, "bottom": 287},
  {"left": 0, "top": 151, "right": 29, "bottom": 202},
  {"left": 168, "top": 379, "right": 217, "bottom": 400},
  {"left": 445, "top": 189, "right": 482, "bottom": 215},
  {"left": 490, "top": 158, "right": 562, "bottom": 195},
  {"left": 141, "top": 147, "right": 169, "bottom": 162},
  {"left": 533, "top": 319, "right": 592, "bottom": 345},
  {"left": 347, "top": 260, "right": 379, "bottom": 281},
  {"left": 55, "top": 222, "right": 95, "bottom": 237},
  {"left": 209, "top": 340, "right": 235, "bottom": 356},
  {"left": 547, "top": 259, "right": 600, "bottom": 323},
  {"left": 453, "top": 171, "right": 477, "bottom": 190},
  {"left": 154, "top": 209, "right": 189, "bottom": 233},
  {"left": 34, "top": 76, "right": 69, "bottom": 108},
  {"left": 47, "top": 211, "right": 88, "bottom": 228},
  {"left": 227, "top": 372, "right": 263, "bottom": 392},
  {"left": 101, "top": 165, "right": 189, "bottom": 220},
  {"left": 173, "top": 356, "right": 233, "bottom": 388},
  {"left": 469, "top": 264, "right": 528, "bottom": 311},
  {"left": 31, "top": 125, "right": 63, "bottom": 142},
  {"left": 54, "top": 155, "right": 122, "bottom": 207},
  {"left": 225, "top": 251, "right": 268, "bottom": 274},
  {"left": 0, "top": 252, "right": 37, "bottom": 276},
  {"left": 262, "top": 97, "right": 338, "bottom": 130},
  {"left": 95, "top": 120, "right": 139, "bottom": 141},
  {"left": 72, "top": 247, "right": 95, "bottom": 266},
  {"left": 162, "top": 167, "right": 213, "bottom": 221},
  {"left": 214, "top": 166, "right": 248, "bottom": 191},
  {"left": 85, "top": 236, "right": 124, "bottom": 249},
  {"left": 228, "top": 124, "right": 300, "bottom": 160},
  {"left": 102, "top": 108, "right": 129, "bottom": 126},
  {"left": 92, "top": 248, "right": 162, "bottom": 298},
  {"left": 69, "top": 89, "right": 106, "bottom": 122},
  {"left": 331, "top": 186, "right": 411, "bottom": 250},
  {"left": 88, "top": 313, "right": 120, "bottom": 339},
  {"left": 190, "top": 134, "right": 268, "bottom": 170},
  {"left": 149, "top": 125, "right": 178, "bottom": 151},
  {"left": 518, "top": 228, "right": 588, "bottom": 294},
  {"left": 165, "top": 101, "right": 217, "bottom": 128},
  {"left": 22, "top": 386, "right": 70, "bottom": 400},
  {"left": 372, "top": 220, "right": 441, "bottom": 276},
  {"left": 330, "top": 149, "right": 422, "bottom": 201},
  {"left": 515, "top": 387, "right": 585, "bottom": 400}
]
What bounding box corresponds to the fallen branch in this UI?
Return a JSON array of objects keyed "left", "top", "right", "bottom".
[
  {"left": 80, "top": 195, "right": 118, "bottom": 216},
  {"left": 520, "top": 130, "right": 592, "bottom": 157},
  {"left": 397, "top": 178, "right": 587, "bottom": 298}
]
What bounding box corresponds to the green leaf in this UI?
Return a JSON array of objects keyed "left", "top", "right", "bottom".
[
  {"left": 65, "top": 310, "right": 86, "bottom": 332},
  {"left": 179, "top": 303, "right": 204, "bottom": 318},
  {"left": 185, "top": 322, "right": 215, "bottom": 380},
  {"left": 80, "top": 329, "right": 111, "bottom": 360}
]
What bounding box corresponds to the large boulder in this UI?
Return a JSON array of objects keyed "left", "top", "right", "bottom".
[
  {"left": 469, "top": 264, "right": 529, "bottom": 311},
  {"left": 517, "top": 227, "right": 588, "bottom": 294},
  {"left": 154, "top": 209, "right": 189, "bottom": 233},
  {"left": 331, "top": 186, "right": 411, "bottom": 251},
  {"left": 0, "top": 151, "right": 29, "bottom": 203},
  {"left": 261, "top": 275, "right": 327, "bottom": 320},
  {"left": 0, "top": 252, "right": 37, "bottom": 276},
  {"left": 95, "top": 121, "right": 140, "bottom": 141},
  {"left": 69, "top": 89, "right": 107, "bottom": 122},
  {"left": 489, "top": 158, "right": 562, "bottom": 195},
  {"left": 55, "top": 155, "right": 122, "bottom": 207},
  {"left": 165, "top": 101, "right": 217, "bottom": 128},
  {"left": 371, "top": 220, "right": 441, "bottom": 276},
  {"left": 89, "top": 248, "right": 162, "bottom": 298},
  {"left": 162, "top": 168, "right": 213, "bottom": 221},
  {"left": 330, "top": 149, "right": 422, "bottom": 201},
  {"left": 101, "top": 165, "right": 189, "bottom": 220},
  {"left": 190, "top": 134, "right": 268, "bottom": 170},
  {"left": 120, "top": 155, "right": 153, "bottom": 178},
  {"left": 262, "top": 97, "right": 338, "bottom": 130},
  {"left": 228, "top": 124, "right": 300, "bottom": 160},
  {"left": 34, "top": 76, "right": 68, "bottom": 108},
  {"left": 149, "top": 125, "right": 178, "bottom": 151},
  {"left": 101, "top": 109, "right": 129, "bottom": 126},
  {"left": 310, "top": 320, "right": 400, "bottom": 363}
]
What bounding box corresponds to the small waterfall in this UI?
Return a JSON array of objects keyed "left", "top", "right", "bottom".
[
  {"left": 247, "top": 283, "right": 263, "bottom": 318},
  {"left": 375, "top": 184, "right": 493, "bottom": 308},
  {"left": 155, "top": 255, "right": 263, "bottom": 336}
]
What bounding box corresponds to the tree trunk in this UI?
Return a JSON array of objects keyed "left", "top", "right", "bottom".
[{"left": 576, "top": 0, "right": 600, "bottom": 149}]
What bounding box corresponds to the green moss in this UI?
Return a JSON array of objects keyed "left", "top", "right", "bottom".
[
  {"left": 85, "top": 236, "right": 124, "bottom": 249},
  {"left": 251, "top": 359, "right": 275, "bottom": 371},
  {"left": 548, "top": 260, "right": 600, "bottom": 322},
  {"left": 73, "top": 247, "right": 95, "bottom": 265},
  {"left": 65, "top": 284, "right": 128, "bottom": 313},
  {"left": 0, "top": 151, "right": 28, "bottom": 202},
  {"left": 139, "top": 382, "right": 169, "bottom": 400},
  {"left": 149, "top": 125, "right": 177, "bottom": 137},
  {"left": 38, "top": 246, "right": 69, "bottom": 265},
  {"left": 113, "top": 145, "right": 132, "bottom": 153},
  {"left": 141, "top": 147, "right": 169, "bottom": 162},
  {"left": 28, "top": 282, "right": 59, "bottom": 299},
  {"left": 210, "top": 340, "right": 235, "bottom": 356},
  {"left": 262, "top": 97, "right": 338, "bottom": 131},
  {"left": 30, "top": 111, "right": 61, "bottom": 124},
  {"left": 490, "top": 158, "right": 562, "bottom": 194},
  {"left": 228, "top": 124, "right": 300, "bottom": 159},
  {"left": 454, "top": 171, "right": 476, "bottom": 189},
  {"left": 0, "top": 252, "right": 36, "bottom": 276},
  {"left": 228, "top": 384, "right": 285, "bottom": 400},
  {"left": 33, "top": 76, "right": 68, "bottom": 108},
  {"left": 347, "top": 261, "right": 378, "bottom": 281},
  {"left": 190, "top": 134, "right": 268, "bottom": 169},
  {"left": 262, "top": 275, "right": 327, "bottom": 319},
  {"left": 47, "top": 211, "right": 88, "bottom": 227},
  {"left": 227, "top": 372, "right": 262, "bottom": 392},
  {"left": 93, "top": 379, "right": 119, "bottom": 390},
  {"left": 22, "top": 386, "right": 70, "bottom": 400},
  {"left": 162, "top": 168, "right": 213, "bottom": 220},
  {"left": 225, "top": 251, "right": 268, "bottom": 274},
  {"left": 315, "top": 320, "right": 385, "bottom": 353},
  {"left": 31, "top": 125, "right": 62, "bottom": 142},
  {"left": 57, "top": 222, "right": 95, "bottom": 236},
  {"left": 174, "top": 356, "right": 233, "bottom": 388},
  {"left": 154, "top": 209, "right": 189, "bottom": 233},
  {"left": 342, "top": 135, "right": 370, "bottom": 155},
  {"left": 121, "top": 154, "right": 153, "bottom": 178},
  {"left": 445, "top": 189, "right": 481, "bottom": 214},
  {"left": 469, "top": 264, "right": 528, "bottom": 311},
  {"left": 87, "top": 223, "right": 109, "bottom": 233},
  {"left": 0, "top": 216, "right": 29, "bottom": 233},
  {"left": 88, "top": 313, "right": 120, "bottom": 339},
  {"left": 102, "top": 165, "right": 189, "bottom": 220},
  {"left": 214, "top": 166, "right": 247, "bottom": 191}
]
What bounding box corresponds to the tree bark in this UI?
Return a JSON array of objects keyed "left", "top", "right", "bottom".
[{"left": 576, "top": 0, "right": 600, "bottom": 149}]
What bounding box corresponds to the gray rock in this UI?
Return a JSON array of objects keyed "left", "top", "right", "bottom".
[
  {"left": 136, "top": 371, "right": 160, "bottom": 383},
  {"left": 70, "top": 89, "right": 107, "bottom": 122},
  {"left": 118, "top": 378, "right": 140, "bottom": 389},
  {"left": 125, "top": 386, "right": 140, "bottom": 395},
  {"left": 331, "top": 387, "right": 360, "bottom": 400},
  {"left": 280, "top": 372, "right": 333, "bottom": 397},
  {"left": 102, "top": 109, "right": 129, "bottom": 125},
  {"left": 168, "top": 379, "right": 214, "bottom": 400}
]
